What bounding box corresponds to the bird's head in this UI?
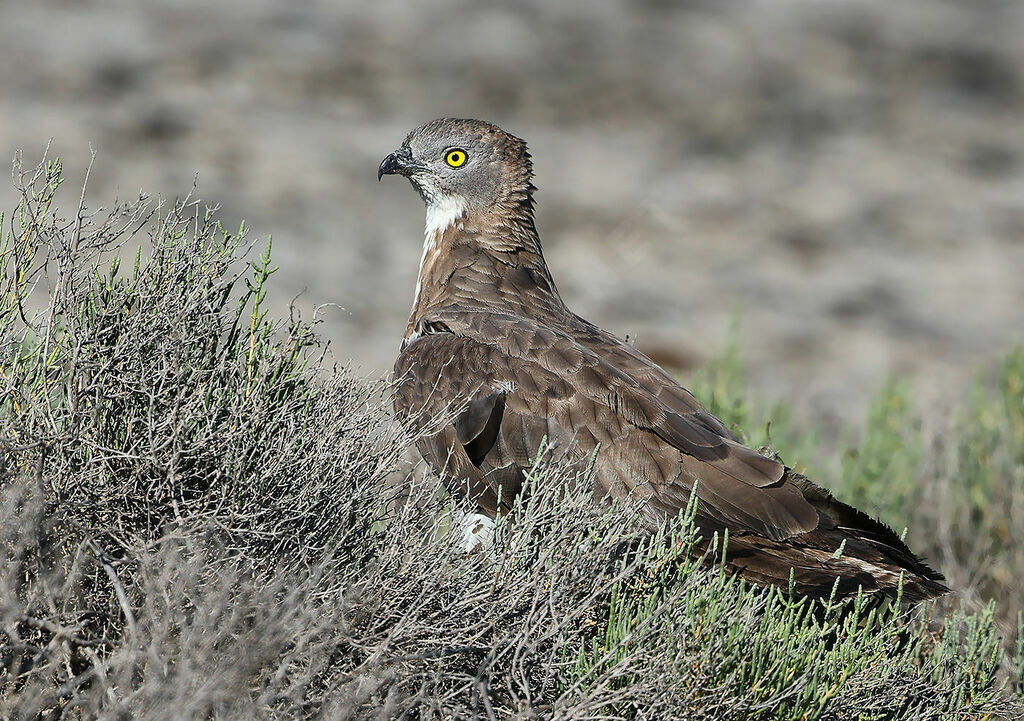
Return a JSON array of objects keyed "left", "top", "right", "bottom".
[{"left": 378, "top": 118, "right": 535, "bottom": 220}]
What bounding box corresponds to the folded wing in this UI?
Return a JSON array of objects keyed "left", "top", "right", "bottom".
[{"left": 394, "top": 308, "right": 819, "bottom": 541}]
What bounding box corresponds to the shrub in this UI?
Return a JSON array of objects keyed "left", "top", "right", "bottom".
[{"left": 1, "top": 155, "right": 1021, "bottom": 719}]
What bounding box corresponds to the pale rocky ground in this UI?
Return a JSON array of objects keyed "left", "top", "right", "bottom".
[{"left": 2, "top": 0, "right": 1022, "bottom": 433}]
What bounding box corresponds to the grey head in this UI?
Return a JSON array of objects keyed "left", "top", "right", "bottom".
[{"left": 378, "top": 118, "right": 534, "bottom": 213}]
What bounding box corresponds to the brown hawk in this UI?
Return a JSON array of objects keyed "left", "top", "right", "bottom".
[{"left": 379, "top": 118, "right": 947, "bottom": 602}]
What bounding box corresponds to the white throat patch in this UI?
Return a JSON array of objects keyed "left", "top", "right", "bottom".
[
  {"left": 424, "top": 193, "right": 467, "bottom": 239},
  {"left": 412, "top": 194, "right": 467, "bottom": 310}
]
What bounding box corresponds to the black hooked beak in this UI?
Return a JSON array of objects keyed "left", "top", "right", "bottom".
[{"left": 378, "top": 146, "right": 414, "bottom": 181}]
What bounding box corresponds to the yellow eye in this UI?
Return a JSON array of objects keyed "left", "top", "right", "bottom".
[{"left": 445, "top": 149, "right": 467, "bottom": 168}]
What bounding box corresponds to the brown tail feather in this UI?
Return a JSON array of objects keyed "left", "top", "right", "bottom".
[{"left": 714, "top": 470, "right": 949, "bottom": 602}]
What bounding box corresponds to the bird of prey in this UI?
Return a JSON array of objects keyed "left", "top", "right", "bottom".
[{"left": 379, "top": 118, "right": 948, "bottom": 602}]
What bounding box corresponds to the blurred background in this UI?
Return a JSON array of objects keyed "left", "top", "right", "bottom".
[{"left": 2, "top": 0, "right": 1022, "bottom": 430}]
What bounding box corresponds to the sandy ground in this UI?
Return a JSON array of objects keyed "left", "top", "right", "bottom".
[{"left": 2, "top": 0, "right": 1022, "bottom": 430}]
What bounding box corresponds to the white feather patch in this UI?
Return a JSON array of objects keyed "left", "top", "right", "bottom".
[
  {"left": 457, "top": 512, "right": 495, "bottom": 553},
  {"left": 424, "top": 193, "right": 467, "bottom": 238},
  {"left": 412, "top": 194, "right": 467, "bottom": 309}
]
